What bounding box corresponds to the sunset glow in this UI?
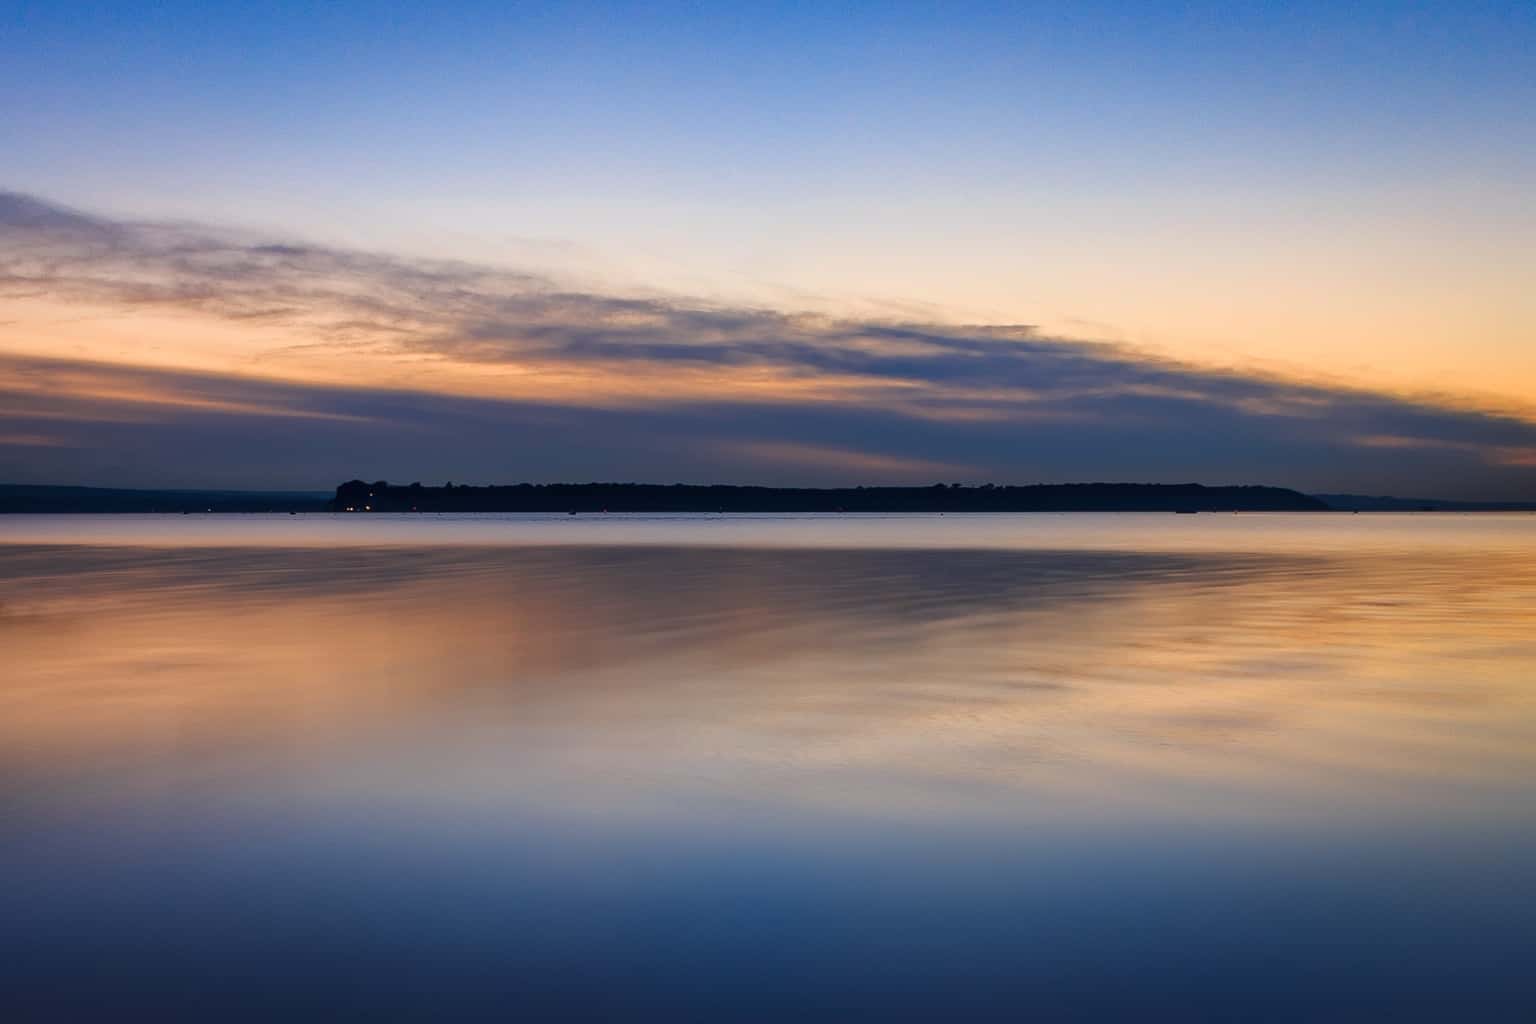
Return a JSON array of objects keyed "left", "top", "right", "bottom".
[{"left": 4, "top": 2, "right": 1535, "bottom": 496}]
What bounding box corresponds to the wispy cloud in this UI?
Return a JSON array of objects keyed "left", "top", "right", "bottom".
[
  {"left": 3, "top": 190, "right": 1536, "bottom": 497},
  {"left": 1, "top": 354, "right": 376, "bottom": 423},
  {"left": 0, "top": 432, "right": 70, "bottom": 447},
  {"left": 720, "top": 441, "right": 979, "bottom": 480}
]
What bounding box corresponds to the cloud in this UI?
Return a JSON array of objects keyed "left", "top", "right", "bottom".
[
  {"left": 0, "top": 355, "right": 376, "bottom": 423},
  {"left": 718, "top": 441, "right": 979, "bottom": 480},
  {"left": 0, "top": 432, "right": 69, "bottom": 447},
  {"left": 4, "top": 190, "right": 1536, "bottom": 497}
]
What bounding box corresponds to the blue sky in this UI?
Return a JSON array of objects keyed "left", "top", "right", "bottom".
[{"left": 11, "top": 2, "right": 1529, "bottom": 195}]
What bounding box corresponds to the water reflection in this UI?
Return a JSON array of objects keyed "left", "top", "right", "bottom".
[{"left": 3, "top": 529, "right": 1536, "bottom": 1019}]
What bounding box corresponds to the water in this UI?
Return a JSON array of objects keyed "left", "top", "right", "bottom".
[{"left": 3, "top": 513, "right": 1535, "bottom": 1020}]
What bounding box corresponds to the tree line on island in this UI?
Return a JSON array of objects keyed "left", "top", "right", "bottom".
[{"left": 331, "top": 480, "right": 1328, "bottom": 513}]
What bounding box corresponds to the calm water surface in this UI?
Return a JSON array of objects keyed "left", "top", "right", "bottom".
[{"left": 3, "top": 514, "right": 1535, "bottom": 1020}]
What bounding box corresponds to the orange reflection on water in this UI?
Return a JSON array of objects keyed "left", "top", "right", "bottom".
[{"left": 4, "top": 531, "right": 1535, "bottom": 832}]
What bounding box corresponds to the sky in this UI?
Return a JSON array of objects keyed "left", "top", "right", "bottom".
[{"left": 3, "top": 0, "right": 1535, "bottom": 497}]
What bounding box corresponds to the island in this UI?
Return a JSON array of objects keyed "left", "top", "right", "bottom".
[{"left": 331, "top": 480, "right": 1328, "bottom": 513}]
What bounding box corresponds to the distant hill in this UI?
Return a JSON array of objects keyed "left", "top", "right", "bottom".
[
  {"left": 0, "top": 485, "right": 331, "bottom": 513},
  {"left": 1313, "top": 493, "right": 1536, "bottom": 512},
  {"left": 333, "top": 480, "right": 1328, "bottom": 513}
]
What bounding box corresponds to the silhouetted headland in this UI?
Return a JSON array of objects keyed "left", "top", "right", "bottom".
[{"left": 332, "top": 480, "right": 1328, "bottom": 513}]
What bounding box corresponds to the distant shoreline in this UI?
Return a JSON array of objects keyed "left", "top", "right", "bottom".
[
  {"left": 5, "top": 482, "right": 1534, "bottom": 515},
  {"left": 0, "top": 485, "right": 331, "bottom": 514}
]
